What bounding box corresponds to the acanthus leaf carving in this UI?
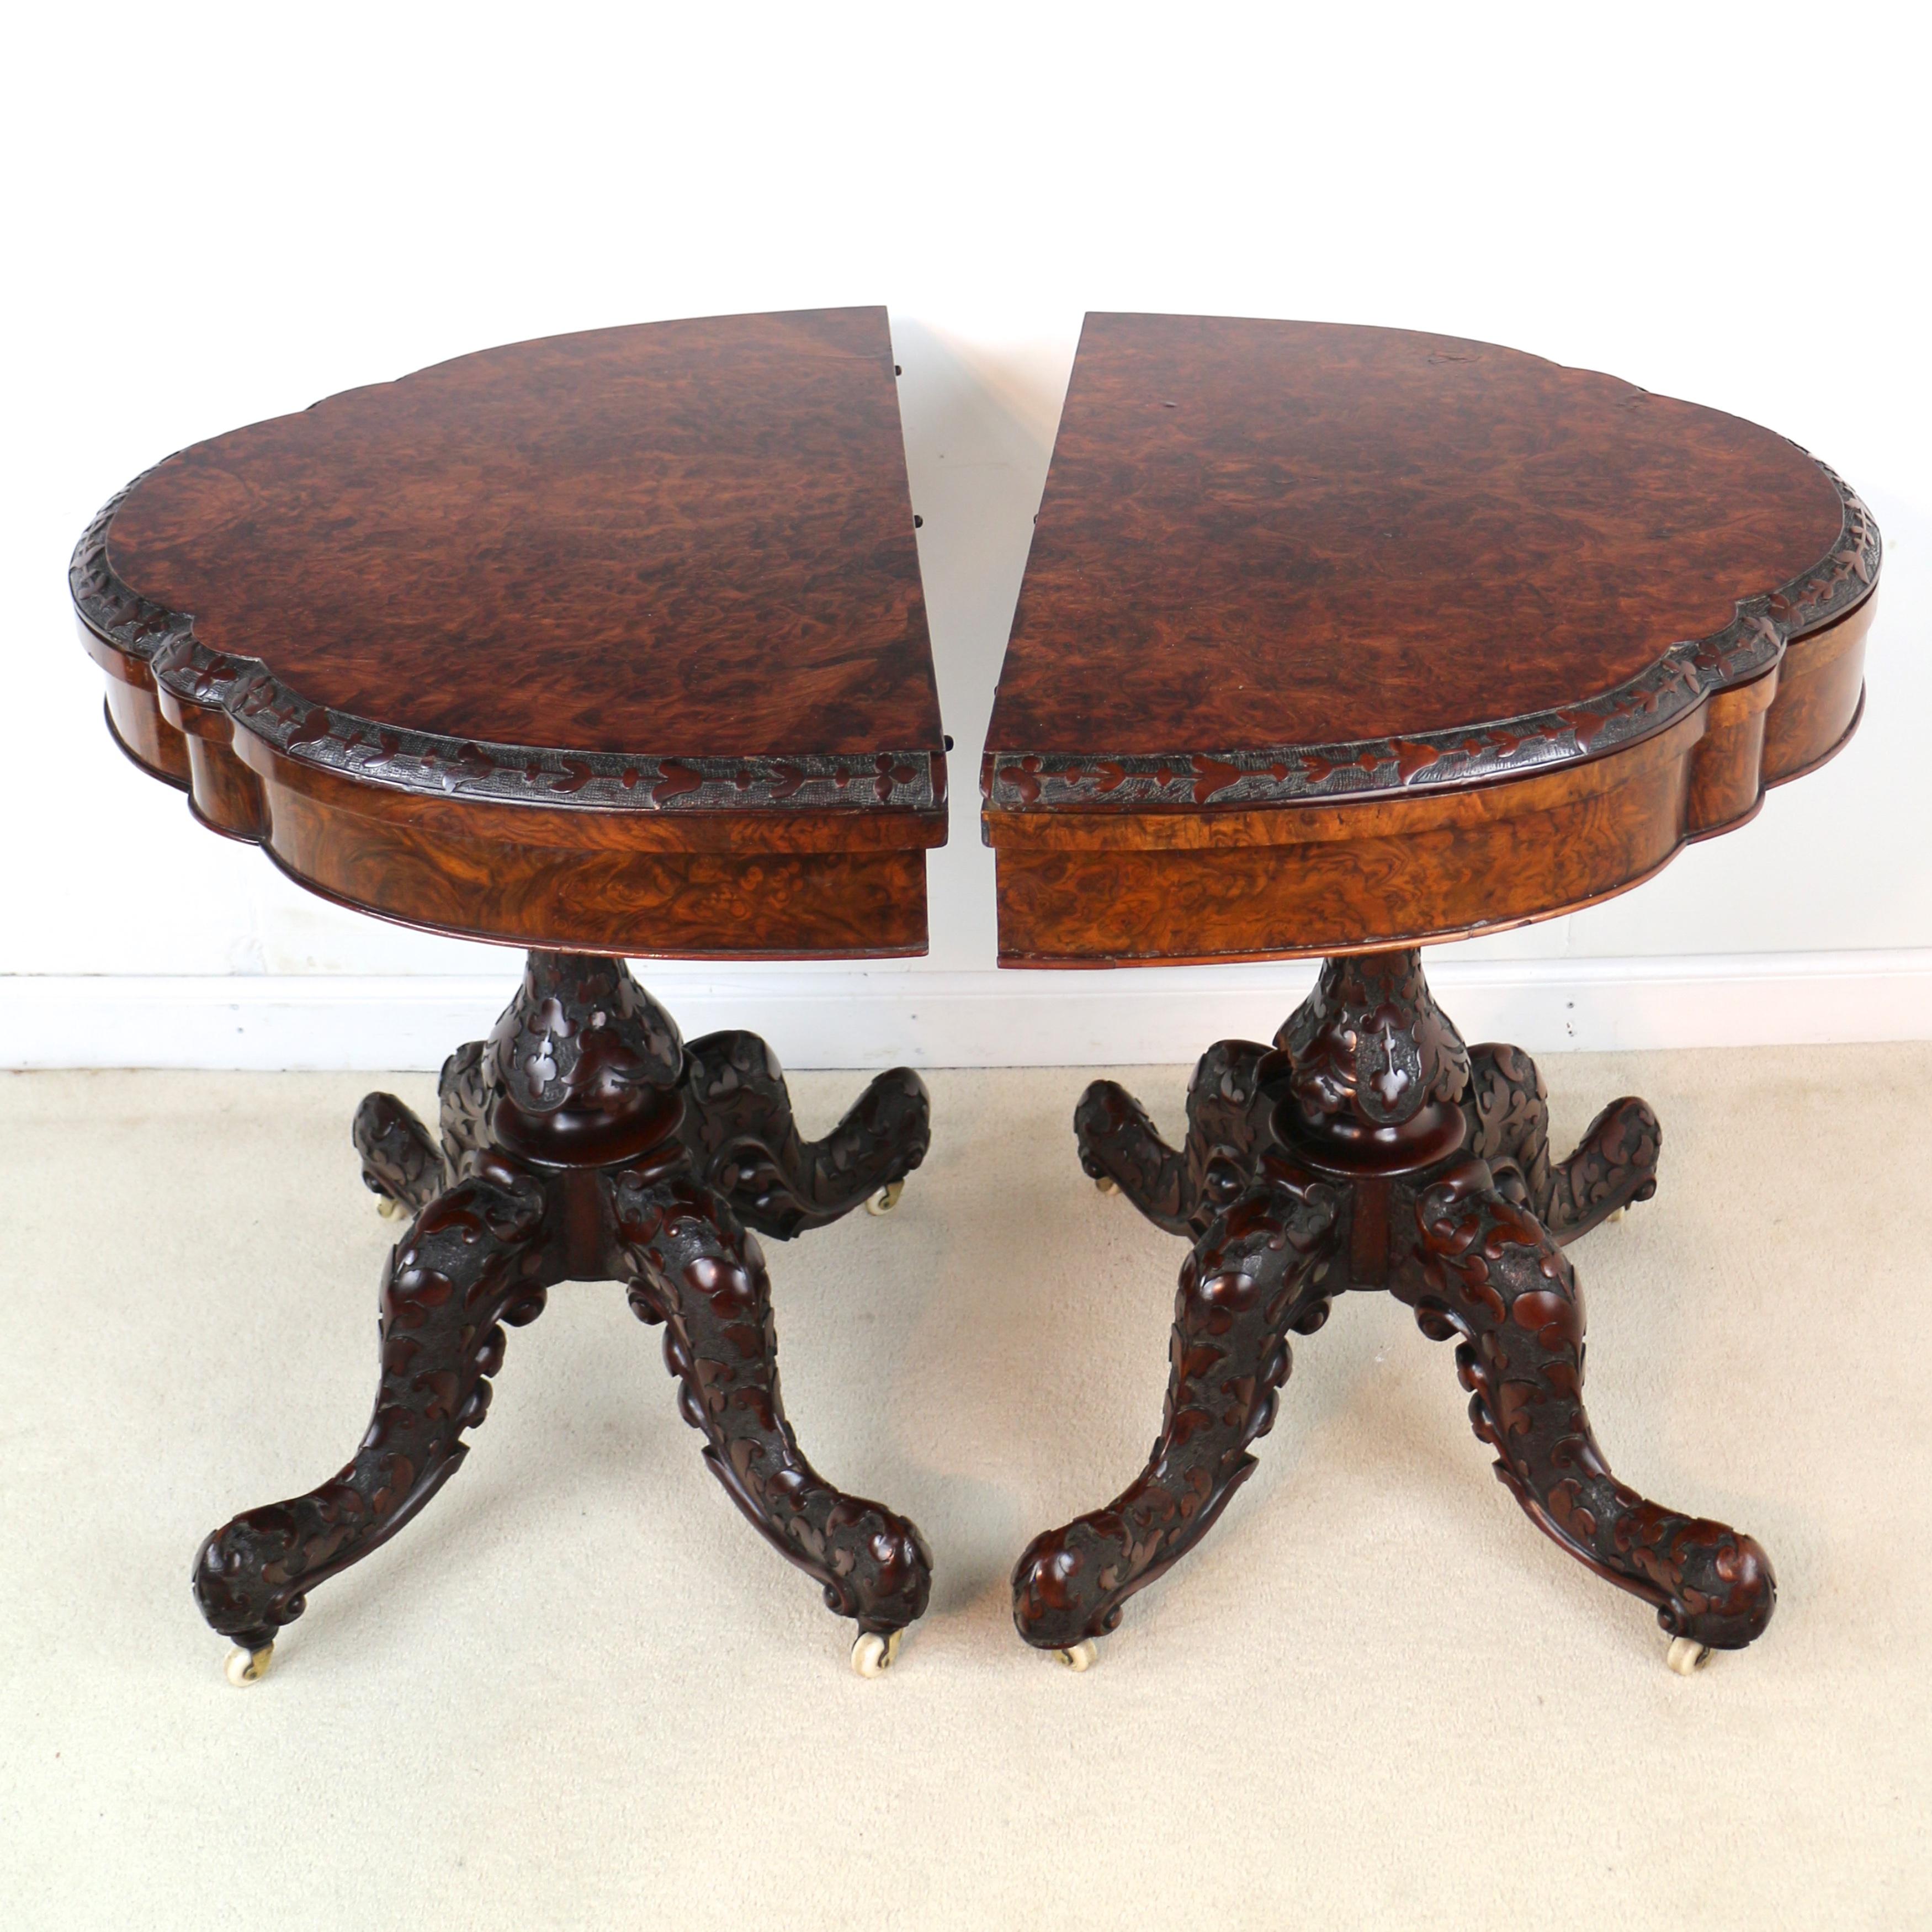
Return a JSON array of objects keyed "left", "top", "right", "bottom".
[
  {"left": 71, "top": 479, "right": 941, "bottom": 817},
  {"left": 984, "top": 465, "right": 1878, "bottom": 813}
]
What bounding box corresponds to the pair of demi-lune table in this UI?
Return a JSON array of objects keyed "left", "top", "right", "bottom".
[{"left": 71, "top": 306, "right": 1878, "bottom": 1685}]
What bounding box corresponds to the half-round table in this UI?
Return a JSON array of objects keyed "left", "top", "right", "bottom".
[
  {"left": 983, "top": 314, "right": 1880, "bottom": 1674},
  {"left": 73, "top": 306, "right": 948, "bottom": 1684}
]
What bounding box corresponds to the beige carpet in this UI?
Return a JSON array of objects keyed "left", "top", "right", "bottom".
[{"left": 2, "top": 1049, "right": 1928, "bottom": 1929}]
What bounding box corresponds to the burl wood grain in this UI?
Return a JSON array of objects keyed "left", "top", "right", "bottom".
[
  {"left": 990, "top": 314, "right": 1849, "bottom": 757},
  {"left": 994, "top": 714, "right": 1701, "bottom": 964},
  {"left": 983, "top": 315, "right": 1878, "bottom": 963},
  {"left": 71, "top": 308, "right": 948, "bottom": 957},
  {"left": 109, "top": 307, "right": 938, "bottom": 759}
]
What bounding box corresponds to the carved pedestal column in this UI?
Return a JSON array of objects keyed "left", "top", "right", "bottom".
[
  {"left": 1017, "top": 949, "right": 1773, "bottom": 1671},
  {"left": 195, "top": 950, "right": 933, "bottom": 1684}
]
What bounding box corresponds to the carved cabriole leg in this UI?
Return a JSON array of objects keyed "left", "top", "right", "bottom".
[
  {"left": 678, "top": 1031, "right": 931, "bottom": 1238},
  {"left": 1395, "top": 1158, "right": 1774, "bottom": 1650},
  {"left": 607, "top": 1167, "right": 932, "bottom": 1636},
  {"left": 1546, "top": 1094, "right": 1662, "bottom": 1238},
  {"left": 1460, "top": 1042, "right": 1662, "bottom": 1243},
  {"left": 438, "top": 1039, "right": 492, "bottom": 1175},
  {"left": 1011, "top": 1174, "right": 1341, "bottom": 1652},
  {"left": 351, "top": 1037, "right": 493, "bottom": 1215},
  {"left": 1022, "top": 945, "right": 1777, "bottom": 1668},
  {"left": 1459, "top": 1043, "right": 1553, "bottom": 1214},
  {"left": 1073, "top": 1080, "right": 1187, "bottom": 1227},
  {"left": 352, "top": 1092, "right": 447, "bottom": 1214},
  {"left": 1180, "top": 1041, "right": 1279, "bottom": 1232},
  {"left": 197, "top": 948, "right": 934, "bottom": 1680},
  {"left": 193, "top": 1171, "right": 554, "bottom": 1657},
  {"left": 1076, "top": 1038, "right": 1275, "bottom": 1236}
]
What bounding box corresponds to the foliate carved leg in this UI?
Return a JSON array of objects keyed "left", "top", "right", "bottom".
[
  {"left": 1074, "top": 1080, "right": 1187, "bottom": 1230},
  {"left": 352, "top": 1092, "right": 447, "bottom": 1214},
  {"left": 437, "top": 1039, "right": 492, "bottom": 1175},
  {"left": 1030, "top": 948, "right": 1780, "bottom": 1668},
  {"left": 1460, "top": 1042, "right": 1659, "bottom": 1242},
  {"left": 1399, "top": 1158, "right": 1774, "bottom": 1651},
  {"left": 1546, "top": 1095, "right": 1661, "bottom": 1240},
  {"left": 193, "top": 1174, "right": 555, "bottom": 1656},
  {"left": 1011, "top": 1176, "right": 1341, "bottom": 1652},
  {"left": 354, "top": 1041, "right": 493, "bottom": 1213},
  {"left": 1180, "top": 1041, "right": 1277, "bottom": 1231},
  {"left": 1075, "top": 1039, "right": 1274, "bottom": 1236},
  {"left": 679, "top": 1031, "right": 930, "bottom": 1238},
  {"left": 607, "top": 1167, "right": 932, "bottom": 1636},
  {"left": 1460, "top": 1044, "right": 1553, "bottom": 1214}
]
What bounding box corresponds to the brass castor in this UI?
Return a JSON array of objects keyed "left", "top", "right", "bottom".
[{"left": 225, "top": 1643, "right": 274, "bottom": 1687}]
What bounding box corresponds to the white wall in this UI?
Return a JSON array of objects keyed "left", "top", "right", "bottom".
[{"left": 4, "top": 1, "right": 1927, "bottom": 1065}]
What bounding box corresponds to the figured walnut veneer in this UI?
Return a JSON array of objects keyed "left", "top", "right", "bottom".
[
  {"left": 982, "top": 314, "right": 1878, "bottom": 964},
  {"left": 73, "top": 306, "right": 946, "bottom": 958}
]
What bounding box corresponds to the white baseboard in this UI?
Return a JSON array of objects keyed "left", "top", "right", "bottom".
[{"left": 3, "top": 951, "right": 1929, "bottom": 1070}]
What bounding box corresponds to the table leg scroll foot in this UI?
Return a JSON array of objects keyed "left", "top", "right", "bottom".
[
  {"left": 1547, "top": 1094, "right": 1662, "bottom": 1241},
  {"left": 1076, "top": 1041, "right": 1273, "bottom": 1235},
  {"left": 1011, "top": 1175, "right": 1341, "bottom": 1651},
  {"left": 609, "top": 1169, "right": 932, "bottom": 1644},
  {"left": 353, "top": 1092, "right": 446, "bottom": 1217},
  {"left": 191, "top": 1172, "right": 554, "bottom": 1662},
  {"left": 1400, "top": 1159, "right": 1775, "bottom": 1654},
  {"left": 680, "top": 1031, "right": 930, "bottom": 1237},
  {"left": 1461, "top": 1044, "right": 1659, "bottom": 1243},
  {"left": 1074, "top": 1079, "right": 1187, "bottom": 1229}
]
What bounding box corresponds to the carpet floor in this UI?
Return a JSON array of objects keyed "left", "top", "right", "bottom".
[{"left": 2, "top": 1050, "right": 1928, "bottom": 1929}]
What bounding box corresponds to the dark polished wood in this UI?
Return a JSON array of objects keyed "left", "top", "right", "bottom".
[
  {"left": 983, "top": 314, "right": 1877, "bottom": 964},
  {"left": 76, "top": 311, "right": 949, "bottom": 1675},
  {"left": 73, "top": 306, "right": 947, "bottom": 957},
  {"left": 1017, "top": 954, "right": 1772, "bottom": 1658},
  {"left": 198, "top": 951, "right": 934, "bottom": 1662},
  {"left": 995, "top": 316, "right": 1876, "bottom": 1664}
]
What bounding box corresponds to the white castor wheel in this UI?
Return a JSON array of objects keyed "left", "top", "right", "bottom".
[
  {"left": 864, "top": 1180, "right": 905, "bottom": 1217},
  {"left": 850, "top": 1628, "right": 904, "bottom": 1677},
  {"left": 1607, "top": 1206, "right": 1626, "bottom": 1224},
  {"left": 1057, "top": 1638, "right": 1098, "bottom": 1671},
  {"left": 376, "top": 1193, "right": 408, "bottom": 1222},
  {"left": 225, "top": 1642, "right": 274, "bottom": 1687},
  {"left": 1666, "top": 1636, "right": 1711, "bottom": 1676},
  {"left": 1094, "top": 1176, "right": 1119, "bottom": 1197}
]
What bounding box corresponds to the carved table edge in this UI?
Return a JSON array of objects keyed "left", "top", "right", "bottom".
[
  {"left": 979, "top": 461, "right": 1878, "bottom": 817},
  {"left": 71, "top": 470, "right": 947, "bottom": 821}
]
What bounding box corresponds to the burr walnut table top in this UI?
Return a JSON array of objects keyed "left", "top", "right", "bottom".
[
  {"left": 983, "top": 313, "right": 1880, "bottom": 965},
  {"left": 72, "top": 306, "right": 947, "bottom": 959}
]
